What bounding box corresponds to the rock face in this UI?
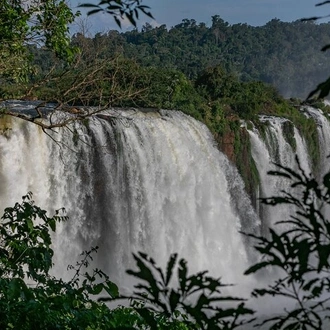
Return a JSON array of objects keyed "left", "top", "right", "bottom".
[
  {"left": 215, "top": 127, "right": 260, "bottom": 211},
  {"left": 218, "top": 131, "right": 236, "bottom": 163}
]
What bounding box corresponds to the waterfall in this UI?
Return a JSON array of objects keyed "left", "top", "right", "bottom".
[
  {"left": 302, "top": 106, "right": 330, "bottom": 175},
  {"left": 0, "top": 105, "right": 258, "bottom": 290},
  {"left": 2, "top": 101, "right": 330, "bottom": 295},
  {"left": 247, "top": 116, "right": 312, "bottom": 227}
]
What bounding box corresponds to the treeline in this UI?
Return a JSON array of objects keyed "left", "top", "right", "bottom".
[{"left": 70, "top": 16, "right": 330, "bottom": 99}]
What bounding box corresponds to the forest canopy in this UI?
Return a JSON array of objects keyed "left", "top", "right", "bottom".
[{"left": 81, "top": 16, "right": 330, "bottom": 99}]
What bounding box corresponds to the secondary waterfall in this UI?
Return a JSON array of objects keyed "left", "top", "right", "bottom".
[
  {"left": 247, "top": 116, "right": 312, "bottom": 227},
  {"left": 301, "top": 106, "right": 330, "bottom": 176},
  {"left": 0, "top": 105, "right": 258, "bottom": 289}
]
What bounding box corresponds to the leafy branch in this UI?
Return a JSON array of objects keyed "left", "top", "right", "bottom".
[
  {"left": 244, "top": 158, "right": 330, "bottom": 329},
  {"left": 101, "top": 252, "right": 254, "bottom": 329},
  {"left": 79, "top": 0, "right": 154, "bottom": 28}
]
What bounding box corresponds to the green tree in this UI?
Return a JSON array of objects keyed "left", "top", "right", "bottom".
[
  {"left": 0, "top": 0, "right": 78, "bottom": 82},
  {"left": 195, "top": 65, "right": 239, "bottom": 101}
]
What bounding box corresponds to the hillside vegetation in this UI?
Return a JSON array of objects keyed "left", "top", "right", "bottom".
[{"left": 72, "top": 17, "right": 330, "bottom": 99}]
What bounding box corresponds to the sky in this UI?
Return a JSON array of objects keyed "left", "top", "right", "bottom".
[{"left": 69, "top": 0, "right": 329, "bottom": 33}]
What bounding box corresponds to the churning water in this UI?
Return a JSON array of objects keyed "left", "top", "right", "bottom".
[{"left": 0, "top": 106, "right": 257, "bottom": 292}]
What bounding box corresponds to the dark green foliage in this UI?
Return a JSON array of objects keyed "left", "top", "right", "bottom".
[
  {"left": 229, "top": 81, "right": 282, "bottom": 120},
  {"left": 0, "top": 192, "right": 119, "bottom": 330},
  {"left": 195, "top": 65, "right": 287, "bottom": 120},
  {"left": 119, "top": 252, "right": 254, "bottom": 329},
  {"left": 143, "top": 68, "right": 204, "bottom": 117},
  {"left": 195, "top": 66, "right": 239, "bottom": 101},
  {"left": 245, "top": 158, "right": 330, "bottom": 329},
  {"left": 0, "top": 0, "right": 79, "bottom": 82},
  {"left": 0, "top": 192, "right": 67, "bottom": 281},
  {"left": 80, "top": 0, "right": 153, "bottom": 28}
]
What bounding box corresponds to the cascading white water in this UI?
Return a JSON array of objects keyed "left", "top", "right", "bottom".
[
  {"left": 302, "top": 106, "right": 330, "bottom": 176},
  {"left": 247, "top": 116, "right": 312, "bottom": 227},
  {"left": 0, "top": 106, "right": 259, "bottom": 291}
]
